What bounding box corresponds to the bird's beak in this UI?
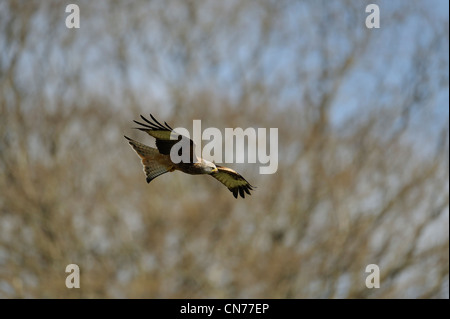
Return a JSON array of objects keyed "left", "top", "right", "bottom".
[{"left": 212, "top": 167, "right": 218, "bottom": 173}]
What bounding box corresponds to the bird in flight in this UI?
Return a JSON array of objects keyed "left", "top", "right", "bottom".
[{"left": 125, "top": 114, "right": 255, "bottom": 198}]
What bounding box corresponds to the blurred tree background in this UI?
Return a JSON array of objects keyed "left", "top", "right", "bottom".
[{"left": 0, "top": 0, "right": 448, "bottom": 298}]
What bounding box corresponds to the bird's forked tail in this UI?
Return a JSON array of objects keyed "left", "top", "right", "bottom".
[{"left": 124, "top": 136, "right": 170, "bottom": 183}]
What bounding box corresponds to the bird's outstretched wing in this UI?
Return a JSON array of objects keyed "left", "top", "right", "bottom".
[
  {"left": 133, "top": 114, "right": 198, "bottom": 163},
  {"left": 211, "top": 165, "right": 255, "bottom": 198}
]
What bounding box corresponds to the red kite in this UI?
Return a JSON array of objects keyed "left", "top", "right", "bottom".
[{"left": 125, "top": 114, "right": 255, "bottom": 198}]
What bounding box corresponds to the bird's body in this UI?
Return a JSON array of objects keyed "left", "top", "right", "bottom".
[{"left": 125, "top": 114, "right": 255, "bottom": 198}]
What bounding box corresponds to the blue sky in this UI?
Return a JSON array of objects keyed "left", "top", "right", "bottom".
[{"left": 3, "top": 1, "right": 448, "bottom": 143}]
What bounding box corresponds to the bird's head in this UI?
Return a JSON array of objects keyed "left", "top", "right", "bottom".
[{"left": 202, "top": 159, "right": 218, "bottom": 173}]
